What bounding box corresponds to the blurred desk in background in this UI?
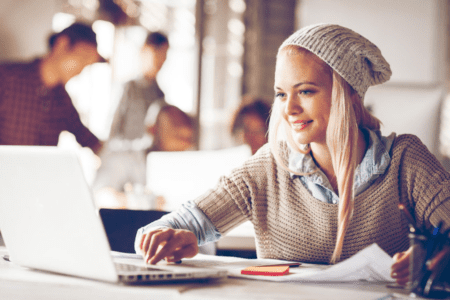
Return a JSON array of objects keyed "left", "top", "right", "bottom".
[{"left": 146, "top": 145, "right": 252, "bottom": 211}]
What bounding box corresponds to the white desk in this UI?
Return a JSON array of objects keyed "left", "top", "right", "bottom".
[{"left": 0, "top": 246, "right": 435, "bottom": 300}]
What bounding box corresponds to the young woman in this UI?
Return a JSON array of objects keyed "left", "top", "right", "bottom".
[{"left": 135, "top": 24, "right": 450, "bottom": 286}]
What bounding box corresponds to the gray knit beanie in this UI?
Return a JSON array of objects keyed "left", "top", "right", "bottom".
[{"left": 279, "top": 23, "right": 392, "bottom": 100}]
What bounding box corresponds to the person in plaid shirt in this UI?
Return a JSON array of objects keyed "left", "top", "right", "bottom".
[{"left": 0, "top": 22, "right": 105, "bottom": 154}]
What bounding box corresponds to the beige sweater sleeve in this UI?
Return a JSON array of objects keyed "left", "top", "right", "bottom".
[
  {"left": 194, "top": 144, "right": 274, "bottom": 235},
  {"left": 395, "top": 134, "right": 450, "bottom": 231}
]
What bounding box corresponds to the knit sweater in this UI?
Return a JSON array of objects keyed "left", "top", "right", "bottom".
[{"left": 194, "top": 134, "right": 450, "bottom": 263}]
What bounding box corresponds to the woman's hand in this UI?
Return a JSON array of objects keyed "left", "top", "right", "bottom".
[
  {"left": 139, "top": 228, "right": 199, "bottom": 265},
  {"left": 391, "top": 245, "right": 450, "bottom": 287},
  {"left": 391, "top": 247, "right": 412, "bottom": 286}
]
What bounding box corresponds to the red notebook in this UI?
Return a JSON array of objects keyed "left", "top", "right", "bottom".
[{"left": 241, "top": 265, "right": 290, "bottom": 276}]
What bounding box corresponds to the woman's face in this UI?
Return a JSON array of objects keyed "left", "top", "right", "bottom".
[
  {"left": 274, "top": 48, "right": 333, "bottom": 147},
  {"left": 141, "top": 44, "right": 168, "bottom": 79},
  {"left": 242, "top": 113, "right": 267, "bottom": 155}
]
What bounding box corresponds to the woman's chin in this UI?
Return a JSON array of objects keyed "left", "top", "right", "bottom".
[{"left": 292, "top": 133, "right": 311, "bottom": 147}]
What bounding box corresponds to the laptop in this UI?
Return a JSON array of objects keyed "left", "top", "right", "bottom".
[{"left": 0, "top": 146, "right": 227, "bottom": 284}]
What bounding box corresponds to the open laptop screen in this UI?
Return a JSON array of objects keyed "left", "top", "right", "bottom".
[{"left": 99, "top": 208, "right": 169, "bottom": 253}]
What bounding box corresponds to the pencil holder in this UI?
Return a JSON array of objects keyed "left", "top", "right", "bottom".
[
  {"left": 408, "top": 231, "right": 429, "bottom": 295},
  {"left": 408, "top": 229, "right": 450, "bottom": 299}
]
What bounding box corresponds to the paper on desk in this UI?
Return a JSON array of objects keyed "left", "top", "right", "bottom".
[
  {"left": 286, "top": 243, "right": 395, "bottom": 282},
  {"left": 183, "top": 243, "right": 395, "bottom": 283}
]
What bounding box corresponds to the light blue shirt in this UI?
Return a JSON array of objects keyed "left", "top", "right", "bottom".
[
  {"left": 288, "top": 128, "right": 395, "bottom": 204},
  {"left": 135, "top": 128, "right": 396, "bottom": 253}
]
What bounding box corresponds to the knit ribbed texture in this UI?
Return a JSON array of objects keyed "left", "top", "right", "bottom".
[
  {"left": 195, "top": 135, "right": 450, "bottom": 263},
  {"left": 279, "top": 24, "right": 392, "bottom": 100}
]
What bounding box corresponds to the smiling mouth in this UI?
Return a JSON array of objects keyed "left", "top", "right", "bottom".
[{"left": 292, "top": 120, "right": 313, "bottom": 130}]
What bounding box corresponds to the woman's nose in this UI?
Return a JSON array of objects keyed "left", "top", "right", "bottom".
[{"left": 285, "top": 95, "right": 302, "bottom": 115}]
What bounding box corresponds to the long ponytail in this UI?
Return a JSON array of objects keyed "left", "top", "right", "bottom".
[{"left": 327, "top": 72, "right": 358, "bottom": 263}]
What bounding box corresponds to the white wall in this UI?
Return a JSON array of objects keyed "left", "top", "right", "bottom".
[
  {"left": 365, "top": 86, "right": 444, "bottom": 158},
  {"left": 298, "top": 0, "right": 448, "bottom": 86},
  {"left": 0, "top": 0, "right": 56, "bottom": 61}
]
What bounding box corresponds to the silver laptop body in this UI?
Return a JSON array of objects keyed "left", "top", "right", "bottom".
[{"left": 0, "top": 146, "right": 226, "bottom": 283}]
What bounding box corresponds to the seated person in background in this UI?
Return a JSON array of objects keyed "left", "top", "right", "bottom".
[
  {"left": 230, "top": 97, "right": 271, "bottom": 155},
  {"left": 147, "top": 104, "right": 195, "bottom": 152},
  {"left": 108, "top": 31, "right": 169, "bottom": 146},
  {"left": 135, "top": 23, "right": 450, "bottom": 287},
  {"left": 0, "top": 22, "right": 105, "bottom": 153},
  {"left": 93, "top": 104, "right": 195, "bottom": 209}
]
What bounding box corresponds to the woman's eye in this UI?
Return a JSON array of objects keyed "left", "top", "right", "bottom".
[
  {"left": 299, "top": 90, "right": 313, "bottom": 95},
  {"left": 275, "top": 92, "right": 286, "bottom": 99}
]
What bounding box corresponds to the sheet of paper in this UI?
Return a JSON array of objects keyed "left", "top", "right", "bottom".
[{"left": 279, "top": 243, "right": 395, "bottom": 282}]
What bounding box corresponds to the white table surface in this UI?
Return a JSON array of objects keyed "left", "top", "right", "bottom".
[{"left": 0, "top": 246, "right": 432, "bottom": 300}]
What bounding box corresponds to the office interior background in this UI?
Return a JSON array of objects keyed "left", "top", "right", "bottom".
[{"left": 1, "top": 0, "right": 450, "bottom": 210}]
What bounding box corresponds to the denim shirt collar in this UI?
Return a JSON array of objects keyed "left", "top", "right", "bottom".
[{"left": 288, "top": 128, "right": 396, "bottom": 201}]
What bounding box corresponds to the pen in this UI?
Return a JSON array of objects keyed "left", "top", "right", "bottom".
[
  {"left": 398, "top": 203, "right": 417, "bottom": 232},
  {"left": 259, "top": 263, "right": 301, "bottom": 268}
]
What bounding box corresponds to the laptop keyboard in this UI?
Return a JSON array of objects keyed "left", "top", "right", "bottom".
[
  {"left": 115, "top": 262, "right": 198, "bottom": 282},
  {"left": 115, "top": 261, "right": 226, "bottom": 283},
  {"left": 115, "top": 262, "right": 166, "bottom": 273}
]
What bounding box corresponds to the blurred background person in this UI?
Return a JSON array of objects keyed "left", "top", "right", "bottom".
[
  {"left": 146, "top": 104, "right": 195, "bottom": 153},
  {"left": 92, "top": 30, "right": 175, "bottom": 209},
  {"left": 230, "top": 97, "right": 271, "bottom": 155},
  {"left": 108, "top": 31, "right": 169, "bottom": 147},
  {"left": 93, "top": 104, "right": 195, "bottom": 209},
  {"left": 0, "top": 22, "right": 105, "bottom": 154}
]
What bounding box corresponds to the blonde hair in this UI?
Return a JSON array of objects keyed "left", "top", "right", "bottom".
[{"left": 269, "top": 46, "right": 381, "bottom": 263}]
